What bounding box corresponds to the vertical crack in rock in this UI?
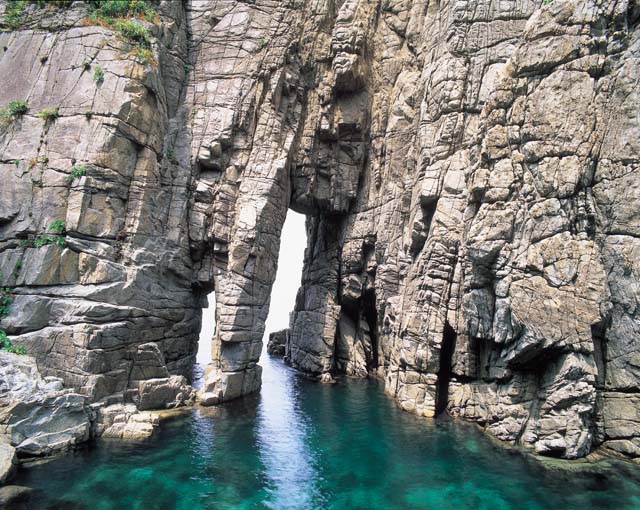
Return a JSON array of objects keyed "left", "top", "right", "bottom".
[{"left": 436, "top": 321, "right": 456, "bottom": 416}]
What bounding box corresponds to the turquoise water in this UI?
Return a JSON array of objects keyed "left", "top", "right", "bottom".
[{"left": 15, "top": 353, "right": 640, "bottom": 510}]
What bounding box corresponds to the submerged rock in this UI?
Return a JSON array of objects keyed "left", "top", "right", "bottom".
[{"left": 0, "top": 485, "right": 33, "bottom": 509}]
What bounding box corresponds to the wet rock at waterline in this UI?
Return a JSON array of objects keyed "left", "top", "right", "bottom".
[
  {"left": 95, "top": 404, "right": 160, "bottom": 441},
  {"left": 0, "top": 352, "right": 178, "bottom": 453},
  {"left": 0, "top": 352, "right": 91, "bottom": 456},
  {"left": 198, "top": 364, "right": 262, "bottom": 407},
  {"left": 0, "top": 443, "right": 16, "bottom": 484},
  {"left": 0, "top": 0, "right": 639, "bottom": 461},
  {"left": 137, "top": 376, "right": 195, "bottom": 411}
]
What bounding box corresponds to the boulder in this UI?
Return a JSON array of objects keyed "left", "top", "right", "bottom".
[
  {"left": 266, "top": 329, "right": 288, "bottom": 356},
  {"left": 0, "top": 443, "right": 16, "bottom": 484},
  {"left": 0, "top": 352, "right": 91, "bottom": 456},
  {"left": 137, "top": 376, "right": 194, "bottom": 411}
]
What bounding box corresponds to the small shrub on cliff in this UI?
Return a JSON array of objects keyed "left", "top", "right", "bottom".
[
  {"left": 0, "top": 101, "right": 27, "bottom": 130},
  {"left": 130, "top": 46, "right": 154, "bottom": 64},
  {"left": 25, "top": 220, "right": 67, "bottom": 248},
  {"left": 93, "top": 65, "right": 105, "bottom": 85},
  {"left": 7, "top": 101, "right": 28, "bottom": 116},
  {"left": 85, "top": 1, "right": 156, "bottom": 62},
  {"left": 114, "top": 19, "right": 151, "bottom": 48},
  {"left": 6, "top": 344, "right": 27, "bottom": 355},
  {"left": 4, "top": 0, "right": 28, "bottom": 29},
  {"left": 88, "top": 0, "right": 156, "bottom": 21},
  {"left": 0, "top": 330, "right": 26, "bottom": 355},
  {"left": 33, "top": 234, "right": 66, "bottom": 248},
  {"left": 37, "top": 107, "right": 59, "bottom": 122},
  {"left": 0, "top": 287, "right": 12, "bottom": 319},
  {"left": 67, "top": 165, "right": 87, "bottom": 182},
  {"left": 48, "top": 219, "right": 66, "bottom": 234},
  {"left": 3, "top": 1, "right": 73, "bottom": 30}
]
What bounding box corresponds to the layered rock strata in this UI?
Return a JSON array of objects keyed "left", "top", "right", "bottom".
[{"left": 0, "top": 0, "right": 638, "bottom": 461}]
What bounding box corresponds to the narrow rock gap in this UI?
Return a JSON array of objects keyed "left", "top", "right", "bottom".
[
  {"left": 592, "top": 321, "right": 608, "bottom": 390},
  {"left": 436, "top": 321, "right": 457, "bottom": 416},
  {"left": 195, "top": 292, "right": 216, "bottom": 387},
  {"left": 262, "top": 210, "right": 306, "bottom": 362},
  {"left": 362, "top": 288, "right": 379, "bottom": 372}
]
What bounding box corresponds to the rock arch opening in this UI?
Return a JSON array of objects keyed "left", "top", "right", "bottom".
[
  {"left": 198, "top": 209, "right": 307, "bottom": 405},
  {"left": 195, "top": 293, "right": 216, "bottom": 385},
  {"left": 263, "top": 211, "right": 307, "bottom": 358}
]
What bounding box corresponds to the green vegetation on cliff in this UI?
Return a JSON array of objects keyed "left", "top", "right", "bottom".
[
  {"left": 0, "top": 284, "right": 24, "bottom": 355},
  {"left": 3, "top": 0, "right": 157, "bottom": 64}
]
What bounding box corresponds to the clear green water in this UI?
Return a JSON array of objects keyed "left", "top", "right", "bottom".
[{"left": 15, "top": 354, "right": 640, "bottom": 510}]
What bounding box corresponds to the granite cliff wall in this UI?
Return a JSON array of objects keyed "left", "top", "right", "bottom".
[{"left": 0, "top": 0, "right": 638, "bottom": 460}]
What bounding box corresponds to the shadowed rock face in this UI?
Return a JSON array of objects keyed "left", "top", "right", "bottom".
[{"left": 0, "top": 0, "right": 639, "bottom": 460}]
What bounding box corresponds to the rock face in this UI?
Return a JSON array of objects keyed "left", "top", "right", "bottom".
[
  {"left": 94, "top": 403, "right": 160, "bottom": 440},
  {"left": 0, "top": 0, "right": 639, "bottom": 460},
  {"left": 0, "top": 352, "right": 91, "bottom": 456},
  {"left": 267, "top": 329, "right": 287, "bottom": 356}
]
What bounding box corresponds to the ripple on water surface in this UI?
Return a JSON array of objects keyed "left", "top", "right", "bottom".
[{"left": 15, "top": 355, "right": 640, "bottom": 510}]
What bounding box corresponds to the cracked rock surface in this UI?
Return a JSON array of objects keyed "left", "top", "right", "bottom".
[{"left": 0, "top": 0, "right": 639, "bottom": 460}]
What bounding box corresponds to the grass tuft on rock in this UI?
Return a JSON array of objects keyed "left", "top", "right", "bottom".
[
  {"left": 7, "top": 101, "right": 28, "bottom": 116},
  {"left": 93, "top": 65, "right": 105, "bottom": 85},
  {"left": 85, "top": 1, "right": 156, "bottom": 63},
  {"left": 37, "top": 107, "right": 59, "bottom": 122},
  {"left": 0, "top": 330, "right": 26, "bottom": 355},
  {"left": 0, "top": 101, "right": 28, "bottom": 129},
  {"left": 3, "top": 0, "right": 74, "bottom": 30},
  {"left": 67, "top": 165, "right": 87, "bottom": 183}
]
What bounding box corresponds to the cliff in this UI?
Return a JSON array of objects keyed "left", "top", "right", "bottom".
[{"left": 0, "top": 0, "right": 638, "bottom": 460}]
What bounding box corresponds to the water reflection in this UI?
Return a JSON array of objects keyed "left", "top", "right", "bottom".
[
  {"left": 257, "top": 353, "right": 323, "bottom": 510},
  {"left": 14, "top": 353, "right": 640, "bottom": 510}
]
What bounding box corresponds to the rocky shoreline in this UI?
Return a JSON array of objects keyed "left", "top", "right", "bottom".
[{"left": 0, "top": 0, "right": 639, "bottom": 468}]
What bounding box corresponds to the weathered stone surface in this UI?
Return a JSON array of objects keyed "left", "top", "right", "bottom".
[
  {"left": 267, "top": 329, "right": 287, "bottom": 356},
  {"left": 285, "top": 0, "right": 640, "bottom": 460},
  {"left": 0, "top": 0, "right": 639, "bottom": 461},
  {"left": 137, "top": 375, "right": 194, "bottom": 411},
  {"left": 0, "top": 442, "right": 16, "bottom": 484},
  {"left": 199, "top": 364, "right": 262, "bottom": 407},
  {"left": 96, "top": 404, "right": 160, "bottom": 440},
  {"left": 0, "top": 0, "right": 200, "bottom": 404},
  {"left": 0, "top": 353, "right": 91, "bottom": 456},
  {"left": 5, "top": 393, "right": 91, "bottom": 456}
]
